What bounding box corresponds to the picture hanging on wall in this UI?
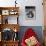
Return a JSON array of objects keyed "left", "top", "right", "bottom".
[{"left": 25, "top": 6, "right": 36, "bottom": 20}]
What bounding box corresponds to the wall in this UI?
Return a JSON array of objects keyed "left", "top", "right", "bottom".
[
  {"left": 0, "top": 0, "right": 44, "bottom": 26},
  {"left": 18, "top": 0, "right": 44, "bottom": 26}
]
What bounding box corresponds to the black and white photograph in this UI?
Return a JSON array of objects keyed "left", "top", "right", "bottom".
[{"left": 25, "top": 6, "right": 36, "bottom": 20}]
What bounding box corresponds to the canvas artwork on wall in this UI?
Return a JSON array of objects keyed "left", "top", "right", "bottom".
[{"left": 25, "top": 6, "right": 36, "bottom": 20}]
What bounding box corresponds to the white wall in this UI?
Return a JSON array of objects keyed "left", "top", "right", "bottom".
[{"left": 0, "top": 0, "right": 44, "bottom": 26}]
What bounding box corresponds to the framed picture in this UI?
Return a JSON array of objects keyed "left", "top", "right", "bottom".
[
  {"left": 2, "top": 10, "right": 9, "bottom": 15},
  {"left": 9, "top": 10, "right": 18, "bottom": 15},
  {"left": 25, "top": 6, "right": 36, "bottom": 20}
]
